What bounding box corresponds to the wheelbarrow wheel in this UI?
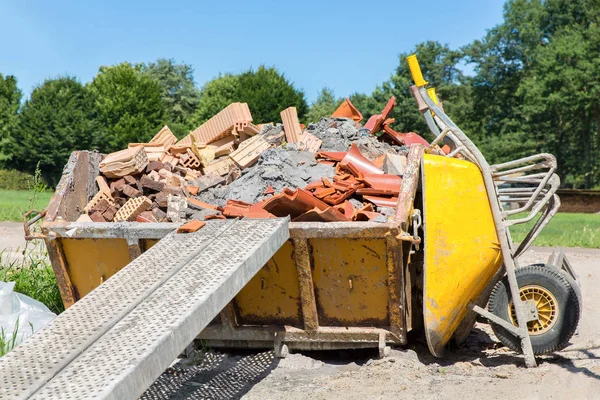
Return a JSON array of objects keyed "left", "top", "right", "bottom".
[{"left": 488, "top": 265, "right": 580, "bottom": 356}]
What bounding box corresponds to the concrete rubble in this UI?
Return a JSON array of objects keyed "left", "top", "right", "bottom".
[{"left": 81, "top": 98, "right": 441, "bottom": 225}]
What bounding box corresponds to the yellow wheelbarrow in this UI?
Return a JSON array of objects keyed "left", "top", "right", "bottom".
[{"left": 408, "top": 55, "right": 582, "bottom": 367}]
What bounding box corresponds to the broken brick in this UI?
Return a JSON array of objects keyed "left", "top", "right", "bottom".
[
  {"left": 121, "top": 185, "right": 141, "bottom": 198},
  {"left": 152, "top": 207, "right": 168, "bottom": 222},
  {"left": 140, "top": 175, "right": 165, "bottom": 192},
  {"left": 89, "top": 198, "right": 111, "bottom": 214},
  {"left": 146, "top": 160, "right": 164, "bottom": 173},
  {"left": 89, "top": 211, "right": 106, "bottom": 223},
  {"left": 186, "top": 185, "right": 199, "bottom": 196},
  {"left": 102, "top": 205, "right": 118, "bottom": 222}
]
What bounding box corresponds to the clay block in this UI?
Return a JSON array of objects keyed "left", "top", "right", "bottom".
[
  {"left": 229, "top": 134, "right": 271, "bottom": 169},
  {"left": 102, "top": 205, "right": 118, "bottom": 221},
  {"left": 280, "top": 107, "right": 303, "bottom": 143},
  {"left": 188, "top": 102, "right": 253, "bottom": 144},
  {"left": 96, "top": 176, "right": 110, "bottom": 193},
  {"left": 89, "top": 198, "right": 111, "bottom": 214},
  {"left": 203, "top": 157, "right": 235, "bottom": 176},
  {"left": 100, "top": 146, "right": 148, "bottom": 178},
  {"left": 179, "top": 149, "right": 202, "bottom": 170},
  {"left": 140, "top": 175, "right": 165, "bottom": 192},
  {"left": 298, "top": 131, "right": 323, "bottom": 153},
  {"left": 121, "top": 185, "right": 141, "bottom": 198},
  {"left": 89, "top": 211, "right": 106, "bottom": 223},
  {"left": 83, "top": 190, "right": 115, "bottom": 213},
  {"left": 113, "top": 196, "right": 152, "bottom": 222},
  {"left": 149, "top": 125, "right": 177, "bottom": 150}
]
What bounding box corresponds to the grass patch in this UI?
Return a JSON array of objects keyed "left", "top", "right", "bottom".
[
  {"left": 0, "top": 190, "right": 53, "bottom": 222},
  {"left": 0, "top": 241, "right": 64, "bottom": 315},
  {"left": 510, "top": 212, "right": 600, "bottom": 248},
  {"left": 0, "top": 323, "right": 20, "bottom": 357}
]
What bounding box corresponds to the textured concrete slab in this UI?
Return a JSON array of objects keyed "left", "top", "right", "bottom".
[{"left": 0, "top": 218, "right": 289, "bottom": 400}]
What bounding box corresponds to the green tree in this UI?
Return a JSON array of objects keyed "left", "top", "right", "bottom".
[
  {"left": 360, "top": 41, "right": 468, "bottom": 140},
  {"left": 192, "top": 66, "right": 308, "bottom": 126},
  {"left": 191, "top": 73, "right": 240, "bottom": 127},
  {"left": 307, "top": 87, "right": 341, "bottom": 122},
  {"left": 11, "top": 77, "right": 95, "bottom": 185},
  {"left": 0, "top": 74, "right": 21, "bottom": 166},
  {"left": 237, "top": 66, "right": 308, "bottom": 123},
  {"left": 88, "top": 63, "right": 166, "bottom": 152},
  {"left": 465, "top": 0, "right": 600, "bottom": 187},
  {"left": 143, "top": 59, "right": 200, "bottom": 136}
]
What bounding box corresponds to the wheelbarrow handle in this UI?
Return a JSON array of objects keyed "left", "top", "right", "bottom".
[{"left": 407, "top": 54, "right": 428, "bottom": 87}]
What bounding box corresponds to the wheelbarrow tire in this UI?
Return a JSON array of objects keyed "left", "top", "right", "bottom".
[{"left": 488, "top": 265, "right": 580, "bottom": 356}]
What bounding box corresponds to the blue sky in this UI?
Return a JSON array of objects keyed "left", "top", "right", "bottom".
[{"left": 1, "top": 0, "right": 505, "bottom": 103}]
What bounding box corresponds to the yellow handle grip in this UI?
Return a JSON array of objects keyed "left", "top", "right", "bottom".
[
  {"left": 407, "top": 54, "right": 428, "bottom": 87},
  {"left": 426, "top": 88, "right": 439, "bottom": 105}
]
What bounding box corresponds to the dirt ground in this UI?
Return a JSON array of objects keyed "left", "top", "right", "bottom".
[
  {"left": 143, "top": 247, "right": 600, "bottom": 400},
  {"left": 1, "top": 224, "right": 598, "bottom": 399}
]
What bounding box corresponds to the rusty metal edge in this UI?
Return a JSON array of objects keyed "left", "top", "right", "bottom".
[
  {"left": 43, "top": 221, "right": 395, "bottom": 240},
  {"left": 394, "top": 144, "right": 424, "bottom": 230},
  {"left": 386, "top": 231, "right": 405, "bottom": 339},
  {"left": 199, "top": 325, "right": 405, "bottom": 346},
  {"left": 44, "top": 238, "right": 77, "bottom": 308},
  {"left": 292, "top": 238, "right": 319, "bottom": 331}
]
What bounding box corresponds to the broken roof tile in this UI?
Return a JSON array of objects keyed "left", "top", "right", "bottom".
[
  {"left": 362, "top": 195, "right": 399, "bottom": 208},
  {"left": 331, "top": 98, "right": 363, "bottom": 123},
  {"left": 177, "top": 220, "right": 206, "bottom": 233},
  {"left": 340, "top": 144, "right": 384, "bottom": 177},
  {"left": 292, "top": 206, "right": 348, "bottom": 222},
  {"left": 262, "top": 188, "right": 329, "bottom": 219}
]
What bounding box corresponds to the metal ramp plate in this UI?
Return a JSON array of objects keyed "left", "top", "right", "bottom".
[{"left": 0, "top": 218, "right": 289, "bottom": 400}]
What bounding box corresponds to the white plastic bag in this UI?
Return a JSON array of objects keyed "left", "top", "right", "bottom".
[{"left": 0, "top": 281, "right": 56, "bottom": 349}]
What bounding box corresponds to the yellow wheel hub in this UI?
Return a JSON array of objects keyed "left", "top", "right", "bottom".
[{"left": 508, "top": 285, "right": 559, "bottom": 335}]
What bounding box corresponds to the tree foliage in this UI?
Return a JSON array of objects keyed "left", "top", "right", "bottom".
[
  {"left": 307, "top": 88, "right": 341, "bottom": 122},
  {"left": 10, "top": 77, "right": 95, "bottom": 185},
  {"left": 354, "top": 41, "right": 469, "bottom": 141},
  {"left": 192, "top": 66, "right": 308, "bottom": 126},
  {"left": 0, "top": 74, "right": 21, "bottom": 166},
  {"left": 465, "top": 0, "right": 600, "bottom": 187},
  {"left": 143, "top": 59, "right": 200, "bottom": 136},
  {"left": 88, "top": 63, "right": 166, "bottom": 152}
]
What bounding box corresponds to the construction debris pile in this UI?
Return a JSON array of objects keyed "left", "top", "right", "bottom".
[{"left": 79, "top": 97, "right": 443, "bottom": 226}]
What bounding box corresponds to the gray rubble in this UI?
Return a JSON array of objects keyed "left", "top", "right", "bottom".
[{"left": 196, "top": 148, "right": 335, "bottom": 207}]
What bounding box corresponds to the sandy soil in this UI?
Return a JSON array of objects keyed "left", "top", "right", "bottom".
[{"left": 143, "top": 247, "right": 600, "bottom": 400}]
